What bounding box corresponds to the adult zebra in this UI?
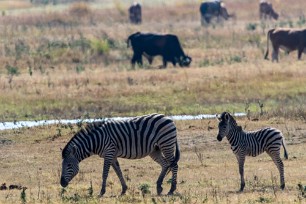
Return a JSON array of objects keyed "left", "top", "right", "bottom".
[
  {"left": 60, "top": 113, "right": 180, "bottom": 196},
  {"left": 216, "top": 112, "right": 288, "bottom": 192}
]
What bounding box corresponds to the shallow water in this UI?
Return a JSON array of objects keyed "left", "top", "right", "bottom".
[{"left": 0, "top": 113, "right": 246, "bottom": 130}]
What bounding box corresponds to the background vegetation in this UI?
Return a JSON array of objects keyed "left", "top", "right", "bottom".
[
  {"left": 0, "top": 0, "right": 306, "bottom": 121},
  {"left": 0, "top": 0, "right": 306, "bottom": 203}
]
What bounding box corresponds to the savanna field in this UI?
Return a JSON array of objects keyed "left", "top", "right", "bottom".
[{"left": 0, "top": 0, "right": 306, "bottom": 203}]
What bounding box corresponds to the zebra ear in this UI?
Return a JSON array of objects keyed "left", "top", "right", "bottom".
[{"left": 224, "top": 113, "right": 229, "bottom": 121}]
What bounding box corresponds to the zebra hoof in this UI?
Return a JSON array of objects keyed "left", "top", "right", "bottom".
[
  {"left": 238, "top": 188, "right": 245, "bottom": 192},
  {"left": 121, "top": 186, "right": 128, "bottom": 195},
  {"left": 238, "top": 187, "right": 245, "bottom": 193},
  {"left": 99, "top": 189, "right": 106, "bottom": 197},
  {"left": 157, "top": 186, "right": 163, "bottom": 195},
  {"left": 239, "top": 183, "right": 245, "bottom": 192},
  {"left": 167, "top": 191, "right": 174, "bottom": 196},
  {"left": 281, "top": 184, "right": 285, "bottom": 190}
]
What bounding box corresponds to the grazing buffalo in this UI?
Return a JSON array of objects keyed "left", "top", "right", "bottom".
[
  {"left": 127, "top": 32, "right": 192, "bottom": 68},
  {"left": 200, "top": 1, "right": 234, "bottom": 25},
  {"left": 129, "top": 2, "right": 142, "bottom": 24},
  {"left": 264, "top": 28, "right": 306, "bottom": 62},
  {"left": 259, "top": 1, "right": 279, "bottom": 20}
]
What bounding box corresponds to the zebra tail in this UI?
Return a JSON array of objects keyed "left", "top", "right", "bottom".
[
  {"left": 166, "top": 141, "right": 181, "bottom": 175},
  {"left": 171, "top": 141, "right": 180, "bottom": 167},
  {"left": 282, "top": 139, "right": 288, "bottom": 160}
]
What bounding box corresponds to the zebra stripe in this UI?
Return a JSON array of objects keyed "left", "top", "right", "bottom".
[
  {"left": 217, "top": 112, "right": 288, "bottom": 191},
  {"left": 60, "top": 113, "right": 180, "bottom": 196}
]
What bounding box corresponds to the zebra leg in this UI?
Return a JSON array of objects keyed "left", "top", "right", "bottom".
[
  {"left": 150, "top": 149, "right": 168, "bottom": 195},
  {"left": 267, "top": 151, "right": 285, "bottom": 190},
  {"left": 100, "top": 153, "right": 115, "bottom": 197},
  {"left": 168, "top": 163, "right": 178, "bottom": 195},
  {"left": 236, "top": 155, "right": 246, "bottom": 192},
  {"left": 162, "top": 149, "right": 178, "bottom": 195},
  {"left": 112, "top": 159, "right": 128, "bottom": 195}
]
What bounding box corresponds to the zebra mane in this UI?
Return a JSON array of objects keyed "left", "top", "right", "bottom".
[
  {"left": 62, "top": 143, "right": 73, "bottom": 159},
  {"left": 236, "top": 125, "right": 243, "bottom": 132},
  {"left": 62, "top": 120, "right": 109, "bottom": 158}
]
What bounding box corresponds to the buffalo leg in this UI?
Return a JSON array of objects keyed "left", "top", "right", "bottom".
[
  {"left": 131, "top": 53, "right": 142, "bottom": 68},
  {"left": 272, "top": 45, "right": 279, "bottom": 62},
  {"left": 298, "top": 48, "right": 303, "bottom": 60},
  {"left": 171, "top": 60, "right": 177, "bottom": 67},
  {"left": 161, "top": 58, "right": 167, "bottom": 68}
]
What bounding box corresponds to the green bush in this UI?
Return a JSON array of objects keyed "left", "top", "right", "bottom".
[
  {"left": 6, "top": 65, "right": 19, "bottom": 76},
  {"left": 90, "top": 39, "right": 110, "bottom": 55},
  {"left": 139, "top": 183, "right": 151, "bottom": 196},
  {"left": 246, "top": 23, "right": 257, "bottom": 31},
  {"left": 229, "top": 55, "right": 242, "bottom": 63}
]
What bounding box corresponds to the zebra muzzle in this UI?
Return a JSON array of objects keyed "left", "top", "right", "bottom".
[
  {"left": 217, "top": 135, "right": 223, "bottom": 141},
  {"left": 60, "top": 177, "right": 68, "bottom": 187}
]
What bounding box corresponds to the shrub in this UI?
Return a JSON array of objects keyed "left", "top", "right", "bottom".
[
  {"left": 246, "top": 23, "right": 257, "bottom": 31},
  {"left": 138, "top": 183, "right": 150, "bottom": 196},
  {"left": 229, "top": 55, "right": 242, "bottom": 63},
  {"left": 90, "top": 39, "right": 109, "bottom": 55},
  {"left": 6, "top": 65, "right": 19, "bottom": 76}
]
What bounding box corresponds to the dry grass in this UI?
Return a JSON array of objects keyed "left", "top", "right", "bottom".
[
  {"left": 0, "top": 0, "right": 306, "bottom": 120},
  {"left": 0, "top": 1, "right": 306, "bottom": 203},
  {"left": 0, "top": 119, "right": 305, "bottom": 203},
  {"left": 0, "top": 1, "right": 32, "bottom": 11},
  {"left": 0, "top": 60, "right": 306, "bottom": 120}
]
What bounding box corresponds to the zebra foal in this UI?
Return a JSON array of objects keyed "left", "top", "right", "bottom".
[
  {"left": 60, "top": 113, "right": 180, "bottom": 196},
  {"left": 216, "top": 112, "right": 288, "bottom": 192}
]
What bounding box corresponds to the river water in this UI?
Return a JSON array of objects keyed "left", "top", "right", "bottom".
[{"left": 0, "top": 113, "right": 246, "bottom": 130}]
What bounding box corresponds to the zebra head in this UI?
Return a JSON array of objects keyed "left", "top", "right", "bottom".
[
  {"left": 216, "top": 112, "right": 232, "bottom": 141},
  {"left": 60, "top": 145, "right": 79, "bottom": 188}
]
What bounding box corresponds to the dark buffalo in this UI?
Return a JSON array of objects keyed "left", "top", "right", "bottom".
[
  {"left": 129, "top": 2, "right": 142, "bottom": 24},
  {"left": 200, "top": 1, "right": 234, "bottom": 25},
  {"left": 259, "top": 1, "right": 279, "bottom": 20},
  {"left": 264, "top": 28, "right": 306, "bottom": 62},
  {"left": 127, "top": 32, "right": 192, "bottom": 68}
]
